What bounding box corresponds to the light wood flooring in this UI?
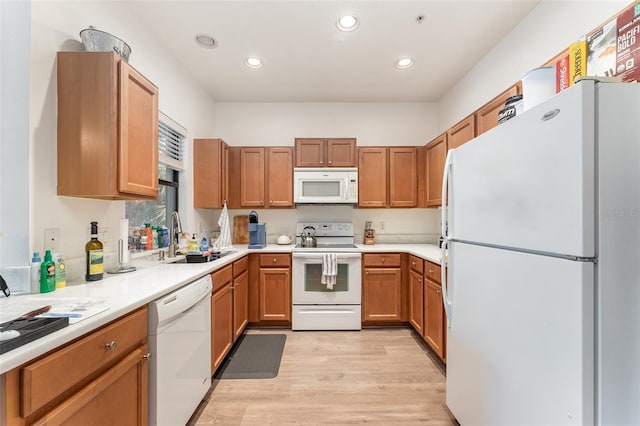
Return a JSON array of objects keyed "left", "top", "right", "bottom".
[{"left": 189, "top": 328, "right": 457, "bottom": 425}]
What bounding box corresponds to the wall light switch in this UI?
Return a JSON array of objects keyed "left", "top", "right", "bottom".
[{"left": 44, "top": 228, "right": 60, "bottom": 253}]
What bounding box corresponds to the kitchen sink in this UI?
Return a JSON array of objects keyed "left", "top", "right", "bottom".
[{"left": 169, "top": 251, "right": 236, "bottom": 264}]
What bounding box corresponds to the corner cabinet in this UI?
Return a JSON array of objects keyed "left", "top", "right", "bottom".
[{"left": 57, "top": 52, "right": 158, "bottom": 200}]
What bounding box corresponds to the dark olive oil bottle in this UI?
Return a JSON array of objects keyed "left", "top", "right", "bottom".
[{"left": 85, "top": 221, "right": 104, "bottom": 281}]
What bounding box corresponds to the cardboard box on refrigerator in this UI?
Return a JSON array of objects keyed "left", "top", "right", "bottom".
[
  {"left": 587, "top": 17, "right": 618, "bottom": 78},
  {"left": 616, "top": 1, "right": 640, "bottom": 82},
  {"left": 569, "top": 40, "right": 588, "bottom": 84},
  {"left": 556, "top": 53, "right": 570, "bottom": 92}
]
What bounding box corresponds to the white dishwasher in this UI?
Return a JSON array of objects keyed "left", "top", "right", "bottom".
[{"left": 148, "top": 274, "right": 212, "bottom": 426}]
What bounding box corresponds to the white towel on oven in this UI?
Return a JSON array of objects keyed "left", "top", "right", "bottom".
[{"left": 321, "top": 253, "right": 337, "bottom": 290}]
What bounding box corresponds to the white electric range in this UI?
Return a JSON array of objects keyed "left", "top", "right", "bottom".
[{"left": 292, "top": 222, "right": 362, "bottom": 330}]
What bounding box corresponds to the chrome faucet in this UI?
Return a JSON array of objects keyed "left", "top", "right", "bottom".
[{"left": 168, "top": 211, "right": 182, "bottom": 258}]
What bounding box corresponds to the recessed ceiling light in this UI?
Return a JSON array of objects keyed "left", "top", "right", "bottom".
[
  {"left": 245, "top": 57, "right": 263, "bottom": 69},
  {"left": 395, "top": 57, "right": 414, "bottom": 69},
  {"left": 337, "top": 15, "right": 359, "bottom": 32},
  {"left": 194, "top": 34, "right": 217, "bottom": 49}
]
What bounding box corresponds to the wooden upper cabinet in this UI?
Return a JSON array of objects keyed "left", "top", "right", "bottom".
[
  {"left": 475, "top": 83, "right": 522, "bottom": 136},
  {"left": 295, "top": 139, "right": 324, "bottom": 167},
  {"left": 238, "top": 147, "right": 292, "bottom": 209},
  {"left": 357, "top": 147, "right": 387, "bottom": 208},
  {"left": 425, "top": 133, "right": 447, "bottom": 207},
  {"left": 227, "top": 147, "right": 241, "bottom": 209},
  {"left": 389, "top": 147, "right": 417, "bottom": 208},
  {"left": 447, "top": 114, "right": 475, "bottom": 151},
  {"left": 57, "top": 51, "right": 158, "bottom": 200},
  {"left": 295, "top": 138, "right": 356, "bottom": 167},
  {"left": 326, "top": 138, "right": 357, "bottom": 167},
  {"left": 240, "top": 147, "right": 265, "bottom": 207},
  {"left": 266, "top": 148, "right": 293, "bottom": 207},
  {"left": 193, "top": 139, "right": 228, "bottom": 208}
]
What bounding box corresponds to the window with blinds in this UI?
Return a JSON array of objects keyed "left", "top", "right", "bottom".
[
  {"left": 158, "top": 111, "right": 186, "bottom": 171},
  {"left": 125, "top": 112, "right": 185, "bottom": 233}
]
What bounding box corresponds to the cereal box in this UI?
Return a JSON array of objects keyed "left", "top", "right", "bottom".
[
  {"left": 556, "top": 54, "right": 570, "bottom": 92},
  {"left": 569, "top": 40, "right": 588, "bottom": 84},
  {"left": 616, "top": 1, "right": 640, "bottom": 82}
]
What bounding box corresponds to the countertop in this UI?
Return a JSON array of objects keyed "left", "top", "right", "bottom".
[{"left": 0, "top": 243, "right": 440, "bottom": 374}]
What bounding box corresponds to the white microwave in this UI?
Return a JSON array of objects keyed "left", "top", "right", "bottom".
[{"left": 293, "top": 168, "right": 358, "bottom": 204}]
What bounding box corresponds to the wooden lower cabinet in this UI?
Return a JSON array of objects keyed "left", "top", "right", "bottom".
[
  {"left": 233, "top": 270, "right": 249, "bottom": 340},
  {"left": 424, "top": 279, "right": 445, "bottom": 359},
  {"left": 211, "top": 282, "right": 233, "bottom": 373},
  {"left": 408, "top": 270, "right": 424, "bottom": 335},
  {"left": 3, "top": 308, "right": 149, "bottom": 426},
  {"left": 211, "top": 266, "right": 234, "bottom": 373},
  {"left": 211, "top": 258, "right": 250, "bottom": 374},
  {"left": 259, "top": 268, "right": 291, "bottom": 321},
  {"left": 424, "top": 261, "right": 446, "bottom": 361},
  {"left": 30, "top": 345, "right": 148, "bottom": 426},
  {"left": 362, "top": 268, "right": 402, "bottom": 322}
]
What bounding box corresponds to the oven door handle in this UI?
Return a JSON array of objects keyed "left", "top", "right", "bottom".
[{"left": 292, "top": 252, "right": 362, "bottom": 260}]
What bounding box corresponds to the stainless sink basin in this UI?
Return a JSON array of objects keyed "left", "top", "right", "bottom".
[{"left": 169, "top": 251, "right": 235, "bottom": 264}]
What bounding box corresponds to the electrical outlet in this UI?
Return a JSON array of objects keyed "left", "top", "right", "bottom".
[
  {"left": 379, "top": 221, "right": 385, "bottom": 231},
  {"left": 44, "top": 228, "right": 60, "bottom": 253},
  {"left": 100, "top": 227, "right": 110, "bottom": 248}
]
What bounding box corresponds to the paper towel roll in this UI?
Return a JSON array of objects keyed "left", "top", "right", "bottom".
[{"left": 119, "top": 218, "right": 130, "bottom": 264}]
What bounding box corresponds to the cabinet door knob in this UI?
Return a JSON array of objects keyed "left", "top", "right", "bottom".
[
  {"left": 381, "top": 258, "right": 385, "bottom": 263},
  {"left": 436, "top": 289, "right": 441, "bottom": 294},
  {"left": 320, "top": 160, "right": 323, "bottom": 164},
  {"left": 270, "top": 200, "right": 273, "bottom": 205},
  {"left": 105, "top": 341, "right": 118, "bottom": 351},
  {"left": 285, "top": 271, "right": 288, "bottom": 276},
  {"left": 143, "top": 353, "right": 152, "bottom": 360},
  {"left": 412, "top": 261, "right": 416, "bottom": 265},
  {"left": 428, "top": 269, "right": 433, "bottom": 274},
  {"left": 273, "top": 258, "right": 277, "bottom": 263},
  {"left": 328, "top": 160, "right": 332, "bottom": 164}
]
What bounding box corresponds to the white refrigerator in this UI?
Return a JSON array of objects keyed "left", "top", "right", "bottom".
[{"left": 441, "top": 80, "right": 640, "bottom": 425}]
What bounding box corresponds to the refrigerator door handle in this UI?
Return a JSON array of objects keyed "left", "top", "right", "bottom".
[
  {"left": 441, "top": 239, "right": 452, "bottom": 328},
  {"left": 441, "top": 149, "right": 454, "bottom": 240}
]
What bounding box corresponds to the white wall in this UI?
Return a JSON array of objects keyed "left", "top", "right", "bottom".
[
  {"left": 437, "top": 0, "right": 630, "bottom": 133},
  {"left": 30, "top": 1, "right": 217, "bottom": 280},
  {"left": 212, "top": 102, "right": 437, "bottom": 146}
]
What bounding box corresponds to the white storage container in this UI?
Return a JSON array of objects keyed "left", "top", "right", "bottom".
[{"left": 521, "top": 67, "right": 556, "bottom": 111}]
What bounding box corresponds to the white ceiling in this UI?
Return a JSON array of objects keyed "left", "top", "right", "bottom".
[{"left": 127, "top": 1, "right": 541, "bottom": 102}]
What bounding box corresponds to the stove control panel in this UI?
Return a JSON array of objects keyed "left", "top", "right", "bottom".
[{"left": 296, "top": 222, "right": 353, "bottom": 237}]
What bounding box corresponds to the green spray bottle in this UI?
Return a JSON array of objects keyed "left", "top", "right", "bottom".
[{"left": 40, "top": 250, "right": 56, "bottom": 293}]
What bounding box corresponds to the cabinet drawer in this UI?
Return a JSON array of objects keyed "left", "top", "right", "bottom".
[
  {"left": 363, "top": 253, "right": 401, "bottom": 267},
  {"left": 212, "top": 265, "right": 233, "bottom": 293},
  {"left": 20, "top": 307, "right": 147, "bottom": 417},
  {"left": 259, "top": 253, "right": 290, "bottom": 267},
  {"left": 233, "top": 255, "right": 248, "bottom": 277},
  {"left": 424, "top": 261, "right": 441, "bottom": 284},
  {"left": 409, "top": 255, "right": 424, "bottom": 274}
]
